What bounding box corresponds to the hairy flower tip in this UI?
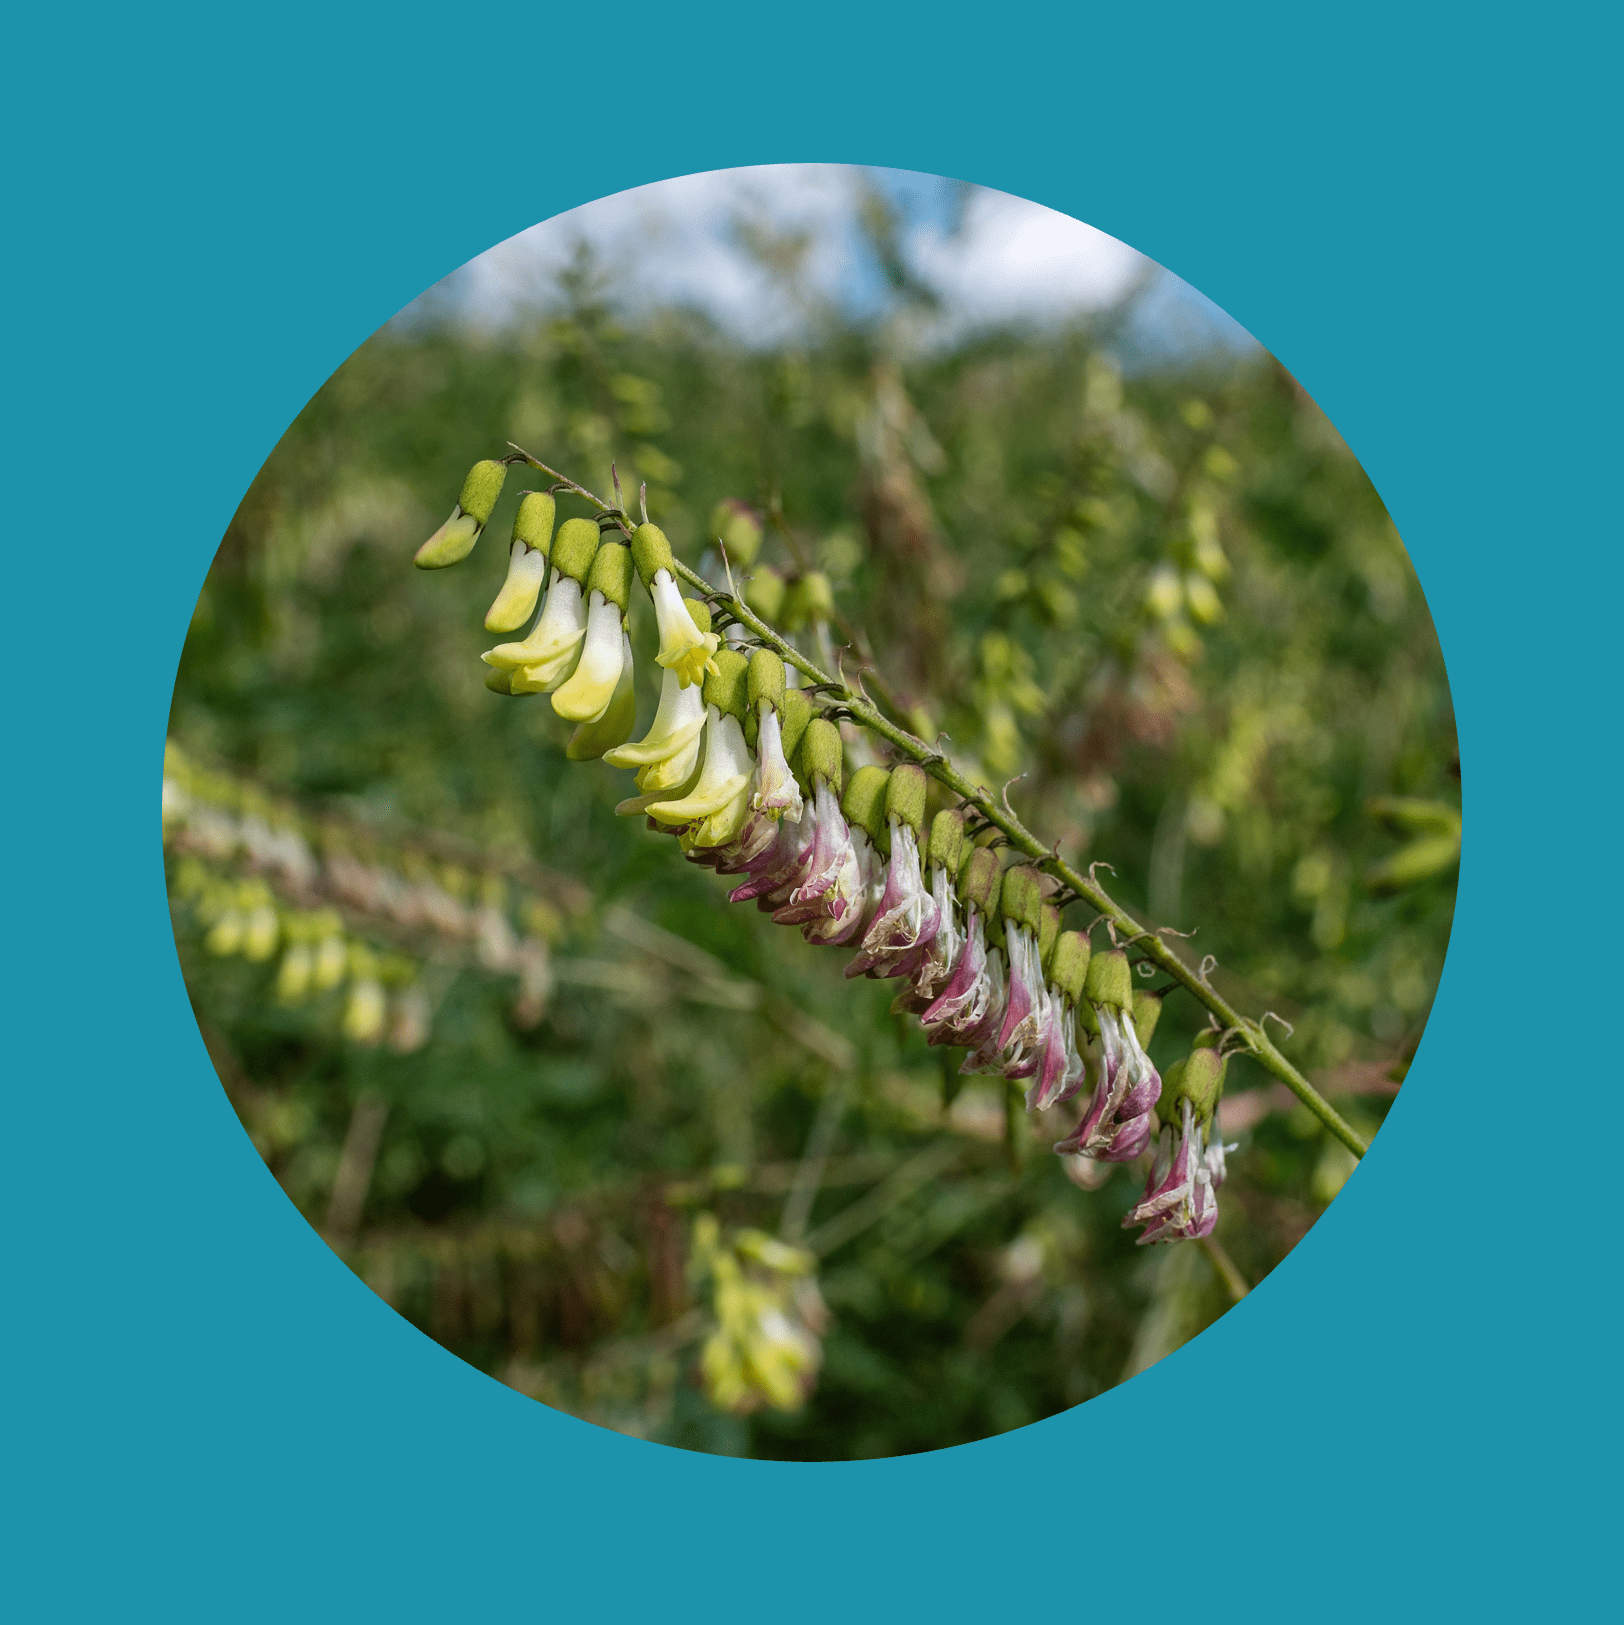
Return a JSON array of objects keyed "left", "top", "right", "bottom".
[
  {"left": 1124, "top": 1098, "right": 1220, "bottom": 1244},
  {"left": 1054, "top": 1002, "right": 1162, "bottom": 1163},
  {"left": 649, "top": 566, "right": 721, "bottom": 689},
  {"left": 484, "top": 570, "right": 587, "bottom": 692},
  {"left": 845, "top": 818, "right": 941, "bottom": 978}
]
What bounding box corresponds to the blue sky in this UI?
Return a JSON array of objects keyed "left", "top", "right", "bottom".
[{"left": 398, "top": 165, "right": 1259, "bottom": 369}]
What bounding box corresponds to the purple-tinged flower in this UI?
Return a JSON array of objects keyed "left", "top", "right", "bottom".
[
  {"left": 1053, "top": 948, "right": 1162, "bottom": 1163},
  {"left": 845, "top": 768, "right": 939, "bottom": 978},
  {"left": 1124, "top": 1047, "right": 1229, "bottom": 1244},
  {"left": 772, "top": 778, "right": 860, "bottom": 924}
]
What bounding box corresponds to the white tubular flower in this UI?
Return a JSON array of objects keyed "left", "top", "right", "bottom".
[
  {"left": 752, "top": 703, "right": 804, "bottom": 821},
  {"left": 484, "top": 517, "right": 603, "bottom": 689},
  {"left": 552, "top": 590, "right": 625, "bottom": 723},
  {"left": 603, "top": 664, "right": 707, "bottom": 789},
  {"left": 567, "top": 633, "right": 638, "bottom": 760},
  {"left": 484, "top": 571, "right": 586, "bottom": 690},
  {"left": 483, "top": 490, "right": 557, "bottom": 631},
  {"left": 645, "top": 704, "right": 753, "bottom": 828},
  {"left": 631, "top": 522, "right": 721, "bottom": 689},
  {"left": 413, "top": 459, "right": 507, "bottom": 570}
]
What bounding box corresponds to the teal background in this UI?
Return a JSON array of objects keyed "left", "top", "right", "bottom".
[{"left": 3, "top": 3, "right": 1613, "bottom": 1618}]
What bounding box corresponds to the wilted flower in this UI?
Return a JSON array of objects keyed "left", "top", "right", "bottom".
[
  {"left": 1055, "top": 947, "right": 1162, "bottom": 1163},
  {"left": 1125, "top": 1046, "right": 1228, "bottom": 1244}
]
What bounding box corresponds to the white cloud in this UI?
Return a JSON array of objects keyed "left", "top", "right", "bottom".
[{"left": 399, "top": 164, "right": 1256, "bottom": 359}]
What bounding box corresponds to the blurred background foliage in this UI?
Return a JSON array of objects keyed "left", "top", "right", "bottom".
[{"left": 170, "top": 174, "right": 1457, "bottom": 1459}]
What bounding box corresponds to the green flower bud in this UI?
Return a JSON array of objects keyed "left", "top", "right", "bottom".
[
  {"left": 630, "top": 522, "right": 677, "bottom": 588},
  {"left": 512, "top": 490, "right": 557, "bottom": 553},
  {"left": 550, "top": 518, "right": 602, "bottom": 585},
  {"left": 842, "top": 765, "right": 891, "bottom": 846},
  {"left": 958, "top": 846, "right": 1003, "bottom": 916},
  {"left": 777, "top": 688, "right": 813, "bottom": 770},
  {"left": 999, "top": 865, "right": 1044, "bottom": 934},
  {"left": 1049, "top": 931, "right": 1092, "bottom": 1003},
  {"left": 885, "top": 764, "right": 928, "bottom": 838},
  {"left": 1132, "top": 988, "right": 1164, "bottom": 1046},
  {"left": 1180, "top": 1047, "right": 1226, "bottom": 1123},
  {"left": 587, "top": 541, "right": 633, "bottom": 615},
  {"left": 745, "top": 563, "right": 786, "bottom": 623},
  {"left": 783, "top": 570, "right": 836, "bottom": 628},
  {"left": 1158, "top": 1057, "right": 1188, "bottom": 1123},
  {"left": 458, "top": 459, "right": 508, "bottom": 526},
  {"left": 799, "top": 717, "right": 843, "bottom": 793},
  {"left": 927, "top": 807, "right": 967, "bottom": 875},
  {"left": 748, "top": 648, "right": 787, "bottom": 713},
  {"left": 1037, "top": 902, "right": 1060, "bottom": 973},
  {"left": 1084, "top": 947, "right": 1133, "bottom": 1013},
  {"left": 702, "top": 648, "right": 750, "bottom": 724},
  {"left": 711, "top": 499, "right": 763, "bottom": 569}
]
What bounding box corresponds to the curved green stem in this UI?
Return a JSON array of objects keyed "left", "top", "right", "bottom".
[{"left": 507, "top": 447, "right": 1370, "bottom": 1159}]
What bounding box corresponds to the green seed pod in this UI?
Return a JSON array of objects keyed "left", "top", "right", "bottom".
[
  {"left": 630, "top": 521, "right": 677, "bottom": 588},
  {"left": 586, "top": 541, "right": 633, "bottom": 615},
  {"left": 799, "top": 717, "right": 843, "bottom": 793},
  {"left": 1132, "top": 988, "right": 1165, "bottom": 1046},
  {"left": 777, "top": 688, "right": 813, "bottom": 769},
  {"left": 927, "top": 808, "right": 967, "bottom": 875},
  {"left": 702, "top": 648, "right": 750, "bottom": 724},
  {"left": 1181, "top": 1047, "right": 1226, "bottom": 1123},
  {"left": 684, "top": 597, "right": 713, "bottom": 636},
  {"left": 512, "top": 490, "right": 556, "bottom": 554},
  {"left": 999, "top": 865, "right": 1045, "bottom": 934},
  {"left": 842, "top": 765, "right": 891, "bottom": 846},
  {"left": 783, "top": 570, "right": 836, "bottom": 628},
  {"left": 551, "top": 518, "right": 601, "bottom": 585},
  {"left": 745, "top": 563, "right": 786, "bottom": 623},
  {"left": 1049, "top": 931, "right": 1092, "bottom": 1004},
  {"left": 1084, "top": 947, "right": 1133, "bottom": 1013},
  {"left": 1037, "top": 902, "right": 1060, "bottom": 974},
  {"left": 457, "top": 459, "right": 508, "bottom": 526},
  {"left": 711, "top": 499, "right": 763, "bottom": 569},
  {"left": 958, "top": 846, "right": 1004, "bottom": 917},
  {"left": 885, "top": 764, "right": 928, "bottom": 838},
  {"left": 748, "top": 648, "right": 787, "bottom": 713}
]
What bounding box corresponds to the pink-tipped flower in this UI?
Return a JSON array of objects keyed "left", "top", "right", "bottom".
[
  {"left": 891, "top": 809, "right": 970, "bottom": 1013},
  {"left": 1026, "top": 927, "right": 1092, "bottom": 1112},
  {"left": 845, "top": 769, "right": 939, "bottom": 978},
  {"left": 1054, "top": 948, "right": 1161, "bottom": 1163},
  {"left": 772, "top": 778, "right": 860, "bottom": 925},
  {"left": 1124, "top": 1047, "right": 1229, "bottom": 1244}
]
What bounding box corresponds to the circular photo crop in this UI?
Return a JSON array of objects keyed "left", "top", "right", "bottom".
[{"left": 165, "top": 164, "right": 1457, "bottom": 1459}]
